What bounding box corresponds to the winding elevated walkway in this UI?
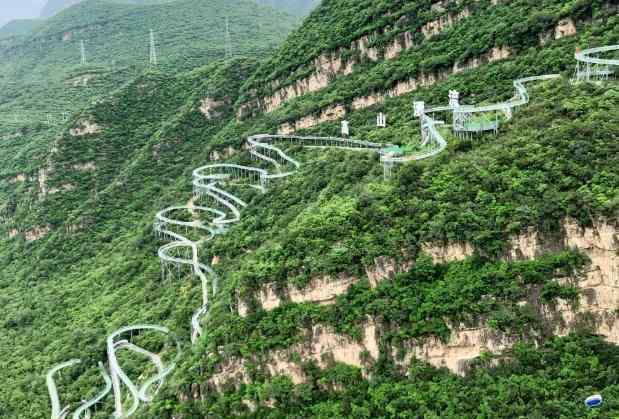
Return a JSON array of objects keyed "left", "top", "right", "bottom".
[
  {"left": 45, "top": 44, "right": 613, "bottom": 417},
  {"left": 154, "top": 71, "right": 556, "bottom": 341},
  {"left": 574, "top": 45, "right": 619, "bottom": 82},
  {"left": 155, "top": 134, "right": 394, "bottom": 343},
  {"left": 46, "top": 325, "right": 179, "bottom": 419}
]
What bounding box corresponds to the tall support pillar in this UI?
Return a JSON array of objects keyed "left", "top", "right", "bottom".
[
  {"left": 448, "top": 90, "right": 460, "bottom": 108},
  {"left": 377, "top": 112, "right": 387, "bottom": 128},
  {"left": 383, "top": 160, "right": 394, "bottom": 180},
  {"left": 341, "top": 120, "right": 349, "bottom": 137}
]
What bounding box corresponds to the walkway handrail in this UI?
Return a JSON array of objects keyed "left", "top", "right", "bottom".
[
  {"left": 575, "top": 45, "right": 619, "bottom": 66},
  {"left": 46, "top": 326, "right": 179, "bottom": 419}
]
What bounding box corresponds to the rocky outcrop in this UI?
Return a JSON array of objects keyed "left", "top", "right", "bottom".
[
  {"left": 8, "top": 225, "right": 52, "bottom": 241},
  {"left": 420, "top": 241, "right": 474, "bottom": 264},
  {"left": 1, "top": 132, "right": 23, "bottom": 142},
  {"left": 278, "top": 104, "right": 346, "bottom": 134},
  {"left": 554, "top": 18, "right": 577, "bottom": 39},
  {"left": 66, "top": 74, "right": 97, "bottom": 87},
  {"left": 540, "top": 18, "right": 578, "bottom": 45},
  {"left": 70, "top": 119, "right": 101, "bottom": 137},
  {"left": 280, "top": 46, "right": 511, "bottom": 133},
  {"left": 365, "top": 255, "right": 414, "bottom": 287},
  {"left": 238, "top": 274, "right": 358, "bottom": 317},
  {"left": 38, "top": 167, "right": 50, "bottom": 199},
  {"left": 208, "top": 322, "right": 379, "bottom": 390},
  {"left": 239, "top": 255, "right": 412, "bottom": 316},
  {"left": 209, "top": 146, "right": 237, "bottom": 161},
  {"left": 221, "top": 219, "right": 617, "bottom": 384},
  {"left": 238, "top": 5, "right": 478, "bottom": 120},
  {"left": 398, "top": 327, "right": 518, "bottom": 374},
  {"left": 48, "top": 183, "right": 76, "bottom": 195},
  {"left": 421, "top": 8, "right": 471, "bottom": 39},
  {"left": 9, "top": 174, "right": 27, "bottom": 183},
  {"left": 72, "top": 162, "right": 96, "bottom": 172},
  {"left": 199, "top": 97, "right": 226, "bottom": 120}
]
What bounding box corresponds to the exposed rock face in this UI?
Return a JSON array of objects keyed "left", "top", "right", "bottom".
[
  {"left": 238, "top": 274, "right": 358, "bottom": 317},
  {"left": 239, "top": 255, "right": 412, "bottom": 316},
  {"left": 540, "top": 18, "right": 578, "bottom": 44},
  {"left": 365, "top": 255, "right": 413, "bottom": 287},
  {"left": 1, "top": 132, "right": 23, "bottom": 142},
  {"left": 9, "top": 174, "right": 27, "bottom": 183},
  {"left": 209, "top": 323, "right": 379, "bottom": 390},
  {"left": 280, "top": 47, "right": 512, "bottom": 133},
  {"left": 72, "top": 162, "right": 96, "bottom": 172},
  {"left": 48, "top": 183, "right": 76, "bottom": 195},
  {"left": 66, "top": 74, "right": 96, "bottom": 87},
  {"left": 421, "top": 8, "right": 471, "bottom": 39},
  {"left": 23, "top": 226, "right": 51, "bottom": 241},
  {"left": 38, "top": 167, "right": 50, "bottom": 199},
  {"left": 199, "top": 97, "right": 226, "bottom": 120},
  {"left": 420, "top": 241, "right": 474, "bottom": 263},
  {"left": 399, "top": 327, "right": 519, "bottom": 374},
  {"left": 209, "top": 146, "right": 237, "bottom": 161},
  {"left": 452, "top": 46, "right": 512, "bottom": 74},
  {"left": 222, "top": 219, "right": 618, "bottom": 384},
  {"left": 70, "top": 119, "right": 101, "bottom": 137},
  {"left": 239, "top": 5, "right": 478, "bottom": 120},
  {"left": 555, "top": 18, "right": 577, "bottom": 39},
  {"left": 278, "top": 104, "right": 346, "bottom": 134}
]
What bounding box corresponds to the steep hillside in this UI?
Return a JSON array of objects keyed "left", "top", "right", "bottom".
[
  {"left": 0, "top": 19, "right": 42, "bottom": 39},
  {"left": 256, "top": 0, "right": 321, "bottom": 16},
  {"left": 41, "top": 0, "right": 82, "bottom": 18},
  {"left": 41, "top": 0, "right": 319, "bottom": 18},
  {"left": 0, "top": 0, "right": 617, "bottom": 418},
  {"left": 0, "top": 0, "right": 297, "bottom": 167},
  {"left": 1, "top": 0, "right": 296, "bottom": 84}
]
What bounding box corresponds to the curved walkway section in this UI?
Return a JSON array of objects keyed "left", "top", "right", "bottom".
[
  {"left": 381, "top": 74, "right": 558, "bottom": 171},
  {"left": 156, "top": 134, "right": 392, "bottom": 343},
  {"left": 574, "top": 45, "right": 619, "bottom": 82},
  {"left": 46, "top": 325, "right": 179, "bottom": 419},
  {"left": 46, "top": 45, "right": 613, "bottom": 416}
]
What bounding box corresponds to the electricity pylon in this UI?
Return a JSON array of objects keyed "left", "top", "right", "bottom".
[
  {"left": 225, "top": 17, "right": 232, "bottom": 60},
  {"left": 149, "top": 29, "right": 158, "bottom": 66},
  {"left": 80, "top": 40, "right": 86, "bottom": 65}
]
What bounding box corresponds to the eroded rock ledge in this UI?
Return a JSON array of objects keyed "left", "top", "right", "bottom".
[
  {"left": 238, "top": 5, "right": 475, "bottom": 120},
  {"left": 277, "top": 46, "right": 512, "bottom": 134},
  {"left": 218, "top": 218, "right": 617, "bottom": 388}
]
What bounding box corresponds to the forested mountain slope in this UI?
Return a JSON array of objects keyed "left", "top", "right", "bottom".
[
  {"left": 40, "top": 0, "right": 319, "bottom": 19},
  {"left": 0, "top": 19, "right": 42, "bottom": 39},
  {"left": 0, "top": 0, "right": 297, "bottom": 111},
  {"left": 0, "top": 0, "right": 617, "bottom": 418}
]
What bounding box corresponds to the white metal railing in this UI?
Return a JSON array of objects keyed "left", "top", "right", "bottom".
[
  {"left": 574, "top": 45, "right": 619, "bottom": 82},
  {"left": 46, "top": 325, "right": 179, "bottom": 419}
]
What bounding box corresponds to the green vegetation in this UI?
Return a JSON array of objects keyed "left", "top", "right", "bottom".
[
  {"left": 0, "top": 0, "right": 617, "bottom": 417},
  {"left": 169, "top": 334, "right": 619, "bottom": 418},
  {"left": 0, "top": 0, "right": 297, "bottom": 132},
  {"left": 0, "top": 19, "right": 42, "bottom": 39}
]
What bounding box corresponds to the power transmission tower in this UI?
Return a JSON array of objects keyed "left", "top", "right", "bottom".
[
  {"left": 80, "top": 40, "right": 86, "bottom": 65},
  {"left": 149, "top": 29, "right": 158, "bottom": 66},
  {"left": 225, "top": 17, "right": 232, "bottom": 60}
]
